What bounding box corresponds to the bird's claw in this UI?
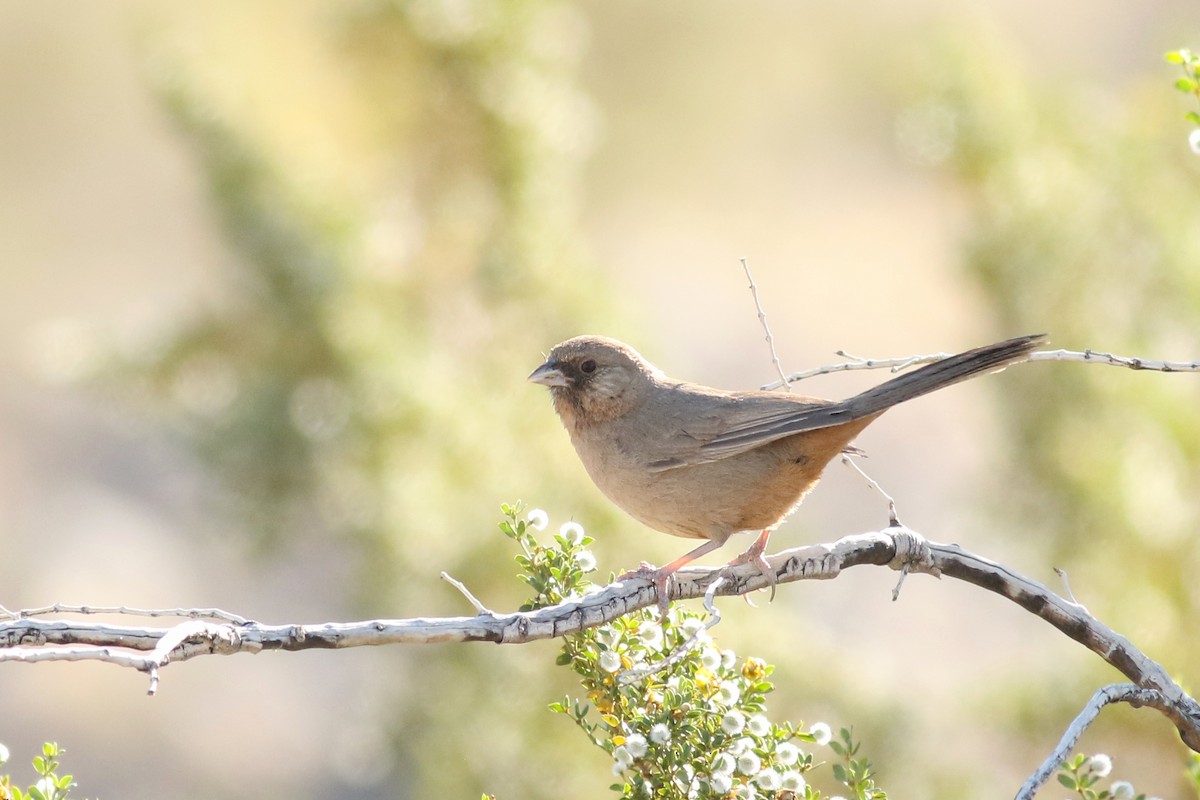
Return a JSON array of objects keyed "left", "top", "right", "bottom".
[
  {"left": 728, "top": 529, "right": 777, "bottom": 605},
  {"left": 617, "top": 562, "right": 672, "bottom": 618}
]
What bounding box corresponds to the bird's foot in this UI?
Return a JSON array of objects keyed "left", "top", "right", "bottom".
[
  {"left": 650, "top": 570, "right": 673, "bottom": 619},
  {"left": 619, "top": 540, "right": 730, "bottom": 619},
  {"left": 728, "top": 530, "right": 777, "bottom": 604},
  {"left": 617, "top": 562, "right": 673, "bottom": 618}
]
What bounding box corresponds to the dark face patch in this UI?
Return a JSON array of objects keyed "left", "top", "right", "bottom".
[{"left": 547, "top": 357, "right": 598, "bottom": 393}]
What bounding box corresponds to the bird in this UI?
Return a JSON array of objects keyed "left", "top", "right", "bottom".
[{"left": 528, "top": 332, "right": 1045, "bottom": 614}]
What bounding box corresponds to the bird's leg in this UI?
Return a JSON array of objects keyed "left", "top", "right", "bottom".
[
  {"left": 620, "top": 539, "right": 725, "bottom": 617},
  {"left": 728, "top": 529, "right": 777, "bottom": 602}
]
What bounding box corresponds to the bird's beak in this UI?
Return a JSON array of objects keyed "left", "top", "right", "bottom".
[{"left": 528, "top": 359, "right": 571, "bottom": 388}]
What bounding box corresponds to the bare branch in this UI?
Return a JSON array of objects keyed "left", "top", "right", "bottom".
[
  {"left": 762, "top": 350, "right": 952, "bottom": 390},
  {"left": 1016, "top": 683, "right": 1175, "bottom": 799},
  {"left": 3, "top": 528, "right": 1198, "bottom": 759},
  {"left": 3, "top": 603, "right": 249, "bottom": 625},
  {"left": 924, "top": 539, "right": 1200, "bottom": 753},
  {"left": 760, "top": 346, "right": 1200, "bottom": 391},
  {"left": 1029, "top": 347, "right": 1200, "bottom": 372}
]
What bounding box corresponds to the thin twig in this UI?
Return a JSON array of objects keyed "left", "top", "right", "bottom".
[
  {"left": 702, "top": 576, "right": 725, "bottom": 626},
  {"left": 761, "top": 351, "right": 951, "bottom": 390},
  {"left": 740, "top": 257, "right": 791, "bottom": 392},
  {"left": 838, "top": 452, "right": 911, "bottom": 596},
  {"left": 760, "top": 346, "right": 1200, "bottom": 391},
  {"left": 1030, "top": 348, "right": 1200, "bottom": 371},
  {"left": 617, "top": 584, "right": 724, "bottom": 686},
  {"left": 1053, "top": 567, "right": 1085, "bottom": 610},
  {"left": 440, "top": 571, "right": 494, "bottom": 616},
  {"left": 882, "top": 524, "right": 939, "bottom": 601},
  {"left": 840, "top": 453, "right": 900, "bottom": 526},
  {"left": 9, "top": 603, "right": 249, "bottom": 625}
]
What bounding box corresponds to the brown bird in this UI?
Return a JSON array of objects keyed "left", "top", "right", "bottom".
[{"left": 528, "top": 333, "right": 1045, "bottom": 613}]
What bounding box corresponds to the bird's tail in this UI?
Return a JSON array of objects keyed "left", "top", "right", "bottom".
[{"left": 843, "top": 333, "right": 1046, "bottom": 419}]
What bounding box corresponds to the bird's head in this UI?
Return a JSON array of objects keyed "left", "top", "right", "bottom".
[{"left": 528, "top": 335, "right": 661, "bottom": 427}]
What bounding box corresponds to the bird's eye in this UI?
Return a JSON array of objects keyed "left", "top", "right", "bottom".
[{"left": 580, "top": 359, "right": 597, "bottom": 374}]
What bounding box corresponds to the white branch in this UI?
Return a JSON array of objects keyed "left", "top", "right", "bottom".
[
  {"left": 1029, "top": 347, "right": 1200, "bottom": 372},
  {"left": 3, "top": 527, "right": 1198, "bottom": 760},
  {"left": 440, "top": 571, "right": 494, "bottom": 615},
  {"left": 2, "top": 603, "right": 249, "bottom": 625},
  {"left": 1015, "top": 683, "right": 1173, "bottom": 799},
  {"left": 759, "top": 346, "right": 1200, "bottom": 390}
]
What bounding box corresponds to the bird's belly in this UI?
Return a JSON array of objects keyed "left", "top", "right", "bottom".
[{"left": 578, "top": 439, "right": 829, "bottom": 543}]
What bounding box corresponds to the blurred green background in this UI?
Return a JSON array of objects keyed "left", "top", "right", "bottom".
[{"left": 2, "top": 1, "right": 1198, "bottom": 798}]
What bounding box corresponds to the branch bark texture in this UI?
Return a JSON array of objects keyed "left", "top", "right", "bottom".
[{"left": 3, "top": 528, "right": 1198, "bottom": 755}]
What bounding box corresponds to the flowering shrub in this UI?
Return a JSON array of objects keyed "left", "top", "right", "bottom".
[
  {"left": 1165, "top": 49, "right": 1200, "bottom": 153},
  {"left": 1056, "top": 753, "right": 1160, "bottom": 800},
  {"left": 0, "top": 742, "right": 76, "bottom": 800},
  {"left": 499, "top": 503, "right": 886, "bottom": 800},
  {"left": 500, "top": 504, "right": 1194, "bottom": 799}
]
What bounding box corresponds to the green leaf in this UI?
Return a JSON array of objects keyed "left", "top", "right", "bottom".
[
  {"left": 28, "top": 788, "right": 47, "bottom": 800},
  {"left": 1058, "top": 773, "right": 1078, "bottom": 789},
  {"left": 1185, "top": 111, "right": 1200, "bottom": 124},
  {"left": 1166, "top": 50, "right": 1186, "bottom": 63},
  {"left": 57, "top": 774, "right": 73, "bottom": 789},
  {"left": 1174, "top": 77, "right": 1198, "bottom": 92},
  {"left": 32, "top": 756, "right": 46, "bottom": 773}
]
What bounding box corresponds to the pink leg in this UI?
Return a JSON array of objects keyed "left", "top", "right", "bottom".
[
  {"left": 620, "top": 539, "right": 725, "bottom": 617},
  {"left": 729, "top": 529, "right": 777, "bottom": 602}
]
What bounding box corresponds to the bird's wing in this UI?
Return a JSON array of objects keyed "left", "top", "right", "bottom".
[{"left": 643, "top": 385, "right": 850, "bottom": 472}]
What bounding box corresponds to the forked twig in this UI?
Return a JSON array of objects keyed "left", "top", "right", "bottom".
[
  {"left": 1016, "top": 684, "right": 1173, "bottom": 799},
  {"left": 740, "top": 258, "right": 791, "bottom": 391}
]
